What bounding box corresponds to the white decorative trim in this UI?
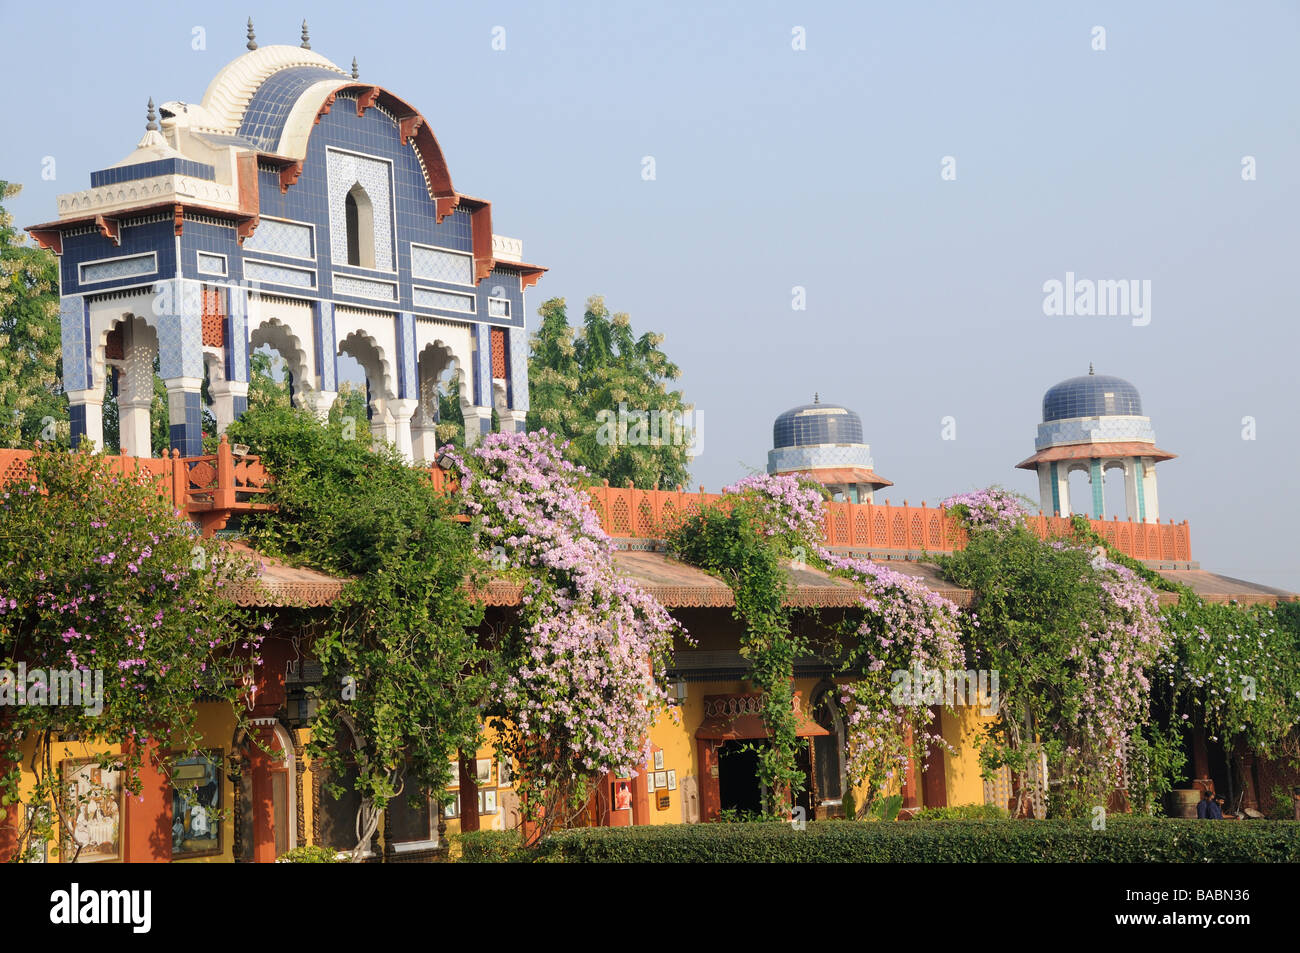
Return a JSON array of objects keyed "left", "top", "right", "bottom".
[
  {"left": 57, "top": 175, "right": 239, "bottom": 219},
  {"left": 491, "top": 234, "right": 523, "bottom": 263},
  {"left": 199, "top": 45, "right": 348, "bottom": 134},
  {"left": 413, "top": 286, "right": 475, "bottom": 314}
]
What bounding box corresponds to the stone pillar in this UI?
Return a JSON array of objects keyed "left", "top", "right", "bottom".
[
  {"left": 1049, "top": 461, "right": 1070, "bottom": 517},
  {"left": 1037, "top": 464, "right": 1054, "bottom": 515},
  {"left": 500, "top": 409, "right": 527, "bottom": 434},
  {"left": 462, "top": 405, "right": 493, "bottom": 447},
  {"left": 67, "top": 388, "right": 104, "bottom": 451},
  {"left": 297, "top": 388, "right": 337, "bottom": 422},
  {"left": 1141, "top": 460, "right": 1160, "bottom": 522},
  {"left": 411, "top": 408, "right": 439, "bottom": 463},
  {"left": 1122, "top": 459, "right": 1140, "bottom": 522},
  {"left": 209, "top": 380, "right": 250, "bottom": 434},
  {"left": 389, "top": 398, "right": 418, "bottom": 462},
  {"left": 164, "top": 377, "right": 204, "bottom": 457}
]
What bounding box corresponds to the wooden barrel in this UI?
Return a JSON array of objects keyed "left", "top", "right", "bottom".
[{"left": 1166, "top": 789, "right": 1201, "bottom": 818}]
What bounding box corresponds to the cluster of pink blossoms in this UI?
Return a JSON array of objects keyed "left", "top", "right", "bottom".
[
  {"left": 940, "top": 487, "right": 1030, "bottom": 532},
  {"left": 722, "top": 472, "right": 825, "bottom": 542},
  {"left": 448, "top": 431, "right": 681, "bottom": 778}
]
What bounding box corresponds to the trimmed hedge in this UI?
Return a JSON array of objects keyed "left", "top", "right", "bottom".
[{"left": 457, "top": 819, "right": 1300, "bottom": 863}]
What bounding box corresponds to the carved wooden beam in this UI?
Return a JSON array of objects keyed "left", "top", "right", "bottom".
[
  {"left": 94, "top": 214, "right": 120, "bottom": 246},
  {"left": 237, "top": 214, "right": 260, "bottom": 245},
  {"left": 434, "top": 191, "right": 459, "bottom": 223},
  {"left": 520, "top": 269, "right": 545, "bottom": 291},
  {"left": 399, "top": 114, "right": 424, "bottom": 145},
  {"left": 355, "top": 86, "right": 381, "bottom": 116},
  {"left": 314, "top": 91, "right": 337, "bottom": 125},
  {"left": 279, "top": 161, "right": 303, "bottom": 194},
  {"left": 28, "top": 228, "right": 62, "bottom": 255}
]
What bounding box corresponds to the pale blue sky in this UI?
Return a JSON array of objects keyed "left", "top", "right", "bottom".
[{"left": 4, "top": 1, "right": 1298, "bottom": 588}]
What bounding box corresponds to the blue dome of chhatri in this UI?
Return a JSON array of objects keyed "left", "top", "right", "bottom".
[
  {"left": 1042, "top": 369, "right": 1142, "bottom": 422},
  {"left": 772, "top": 398, "right": 864, "bottom": 448}
]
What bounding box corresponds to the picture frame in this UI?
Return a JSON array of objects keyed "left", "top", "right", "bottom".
[
  {"left": 667, "top": 770, "right": 677, "bottom": 791},
  {"left": 475, "top": 758, "right": 493, "bottom": 786},
  {"left": 654, "top": 771, "right": 668, "bottom": 790},
  {"left": 61, "top": 757, "right": 124, "bottom": 863},
  {"left": 653, "top": 749, "right": 664, "bottom": 771},
  {"left": 481, "top": 789, "right": 498, "bottom": 814},
  {"left": 168, "top": 749, "right": 223, "bottom": 860},
  {"left": 645, "top": 771, "right": 656, "bottom": 791},
  {"left": 443, "top": 793, "right": 459, "bottom": 818},
  {"left": 447, "top": 761, "right": 460, "bottom": 788},
  {"left": 497, "top": 757, "right": 512, "bottom": 787}
]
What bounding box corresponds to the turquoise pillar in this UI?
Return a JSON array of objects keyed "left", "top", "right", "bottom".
[
  {"left": 1090, "top": 459, "right": 1104, "bottom": 518},
  {"left": 1134, "top": 460, "right": 1146, "bottom": 522},
  {"left": 1050, "top": 462, "right": 1061, "bottom": 516}
]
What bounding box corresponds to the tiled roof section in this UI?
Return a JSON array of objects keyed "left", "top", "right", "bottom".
[
  {"left": 223, "top": 542, "right": 348, "bottom": 607},
  {"left": 238, "top": 65, "right": 346, "bottom": 150},
  {"left": 1156, "top": 569, "right": 1298, "bottom": 605},
  {"left": 1015, "top": 441, "right": 1176, "bottom": 469}
]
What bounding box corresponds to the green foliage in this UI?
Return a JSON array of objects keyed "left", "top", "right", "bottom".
[
  {"left": 908, "top": 803, "right": 1010, "bottom": 821},
  {"left": 934, "top": 525, "right": 1179, "bottom": 816},
  {"left": 526, "top": 296, "right": 693, "bottom": 489},
  {"left": 0, "top": 181, "right": 65, "bottom": 448},
  {"left": 248, "top": 351, "right": 293, "bottom": 413},
  {"left": 455, "top": 829, "right": 529, "bottom": 863},
  {"left": 1071, "top": 516, "right": 1300, "bottom": 771},
  {"left": 868, "top": 793, "right": 904, "bottom": 821},
  {"left": 224, "top": 404, "right": 486, "bottom": 858},
  {"left": 274, "top": 844, "right": 347, "bottom": 863},
  {"left": 0, "top": 447, "right": 259, "bottom": 860},
  {"left": 457, "top": 818, "right": 1300, "bottom": 863},
  {"left": 668, "top": 497, "right": 805, "bottom": 807}
]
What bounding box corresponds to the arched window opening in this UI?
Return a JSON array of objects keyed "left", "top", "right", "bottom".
[{"left": 345, "top": 183, "right": 375, "bottom": 269}]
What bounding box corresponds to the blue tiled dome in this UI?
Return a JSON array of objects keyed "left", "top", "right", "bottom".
[
  {"left": 773, "top": 401, "right": 864, "bottom": 448},
  {"left": 1042, "top": 374, "right": 1142, "bottom": 422}
]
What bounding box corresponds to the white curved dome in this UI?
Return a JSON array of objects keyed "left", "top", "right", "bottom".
[{"left": 199, "top": 45, "right": 348, "bottom": 133}]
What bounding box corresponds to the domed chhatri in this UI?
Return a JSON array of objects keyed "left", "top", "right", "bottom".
[
  {"left": 767, "top": 395, "right": 891, "bottom": 503},
  {"left": 27, "top": 24, "right": 545, "bottom": 462},
  {"left": 1042, "top": 372, "right": 1142, "bottom": 422},
  {"left": 1017, "top": 365, "right": 1175, "bottom": 523}
]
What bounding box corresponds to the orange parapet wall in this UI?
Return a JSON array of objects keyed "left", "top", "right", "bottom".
[{"left": 0, "top": 447, "right": 1190, "bottom": 561}]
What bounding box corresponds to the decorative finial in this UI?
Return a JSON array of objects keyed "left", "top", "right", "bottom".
[
  {"left": 301, "top": 20, "right": 311, "bottom": 49},
  {"left": 351, "top": 56, "right": 359, "bottom": 79},
  {"left": 146, "top": 98, "right": 158, "bottom": 132},
  {"left": 246, "top": 17, "right": 257, "bottom": 51},
  {"left": 813, "top": 392, "right": 819, "bottom": 404},
  {"left": 1088, "top": 362, "right": 1094, "bottom": 375}
]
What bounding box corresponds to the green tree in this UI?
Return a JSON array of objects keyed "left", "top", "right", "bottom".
[
  {"left": 526, "top": 296, "right": 694, "bottom": 489},
  {"left": 0, "top": 181, "right": 65, "bottom": 448},
  {"left": 224, "top": 404, "right": 486, "bottom": 860}
]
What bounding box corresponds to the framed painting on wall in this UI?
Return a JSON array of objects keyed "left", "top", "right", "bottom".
[
  {"left": 168, "top": 749, "right": 223, "bottom": 859},
  {"left": 61, "top": 757, "right": 123, "bottom": 863}
]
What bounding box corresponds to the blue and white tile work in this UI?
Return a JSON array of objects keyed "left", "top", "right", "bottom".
[
  {"left": 411, "top": 244, "right": 474, "bottom": 285},
  {"left": 79, "top": 252, "right": 157, "bottom": 285},
  {"left": 242, "top": 217, "right": 314, "bottom": 259},
  {"left": 335, "top": 274, "right": 397, "bottom": 301},
  {"left": 326, "top": 148, "right": 394, "bottom": 270},
  {"left": 413, "top": 287, "right": 474, "bottom": 312},
  {"left": 768, "top": 444, "right": 875, "bottom": 475},
  {"left": 245, "top": 260, "right": 316, "bottom": 289},
  {"left": 1034, "top": 415, "right": 1157, "bottom": 450},
  {"left": 60, "top": 296, "right": 90, "bottom": 392},
  {"left": 89, "top": 157, "right": 216, "bottom": 188}
]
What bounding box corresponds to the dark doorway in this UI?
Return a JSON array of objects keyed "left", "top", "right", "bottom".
[{"left": 718, "top": 740, "right": 764, "bottom": 815}]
